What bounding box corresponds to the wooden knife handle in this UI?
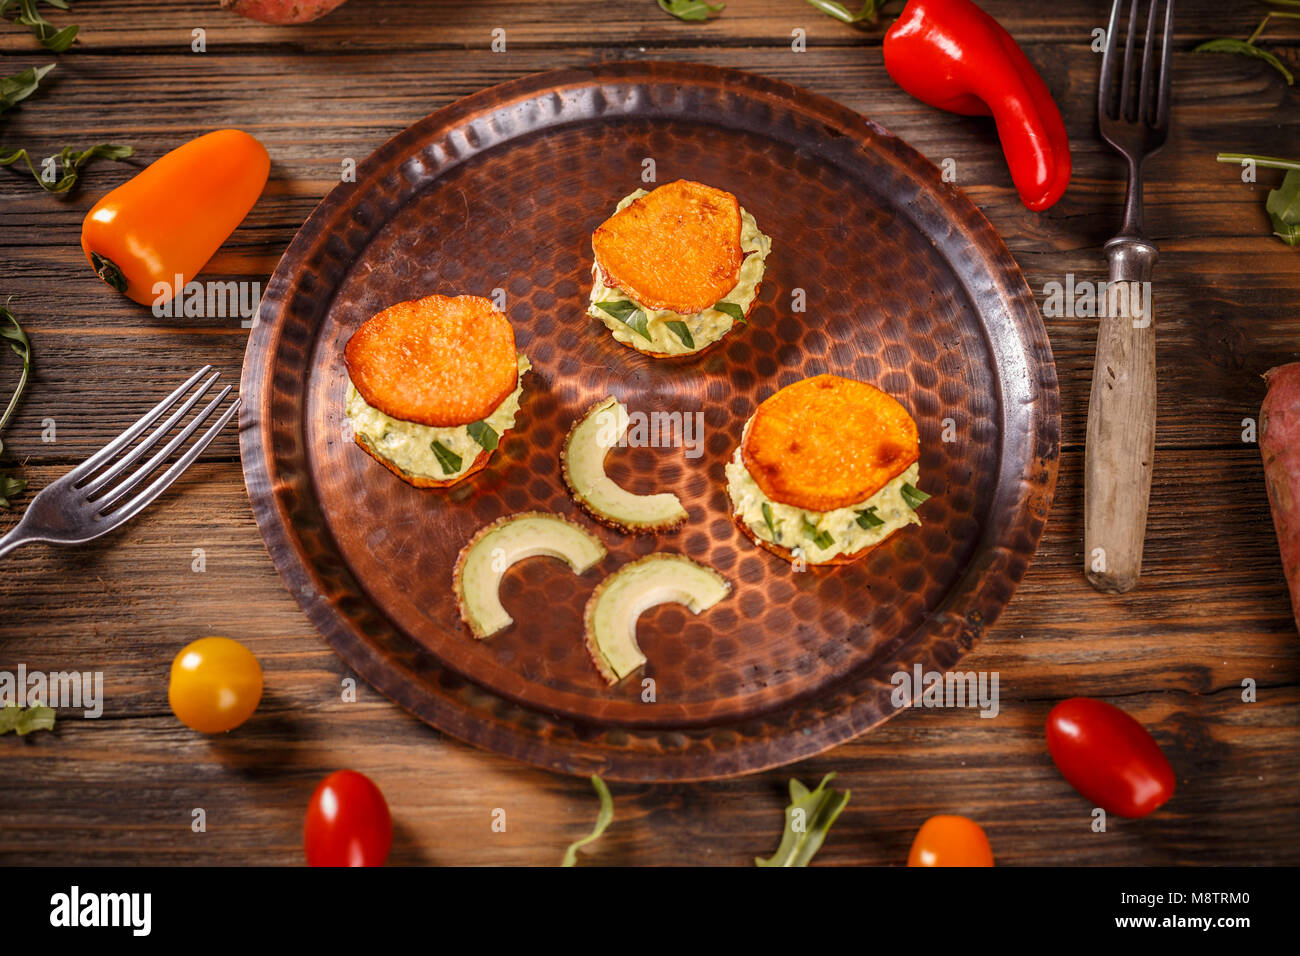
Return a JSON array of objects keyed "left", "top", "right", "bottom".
[{"left": 1084, "top": 237, "right": 1158, "bottom": 593}]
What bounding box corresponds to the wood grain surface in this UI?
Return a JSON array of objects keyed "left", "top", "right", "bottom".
[{"left": 1, "top": 0, "right": 1298, "bottom": 865}]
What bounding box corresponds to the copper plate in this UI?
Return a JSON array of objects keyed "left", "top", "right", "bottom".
[{"left": 240, "top": 63, "right": 1059, "bottom": 781}]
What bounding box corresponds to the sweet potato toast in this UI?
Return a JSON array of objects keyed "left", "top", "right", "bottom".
[
  {"left": 592, "top": 180, "right": 743, "bottom": 314},
  {"left": 741, "top": 375, "right": 919, "bottom": 512},
  {"left": 344, "top": 294, "right": 518, "bottom": 427}
]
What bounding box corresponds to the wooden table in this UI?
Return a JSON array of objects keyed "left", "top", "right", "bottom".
[{"left": 1, "top": 0, "right": 1297, "bottom": 866}]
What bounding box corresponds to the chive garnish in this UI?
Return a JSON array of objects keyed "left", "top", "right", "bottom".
[
  {"left": 856, "top": 506, "right": 885, "bottom": 530},
  {"left": 900, "top": 483, "right": 930, "bottom": 510},
  {"left": 761, "top": 501, "right": 778, "bottom": 540},
  {"left": 803, "top": 517, "right": 834, "bottom": 550},
  {"left": 665, "top": 320, "right": 695, "bottom": 349},
  {"left": 467, "top": 420, "right": 498, "bottom": 452},
  {"left": 430, "top": 440, "right": 462, "bottom": 475},
  {"left": 712, "top": 301, "right": 746, "bottom": 324},
  {"left": 595, "top": 300, "right": 653, "bottom": 342}
]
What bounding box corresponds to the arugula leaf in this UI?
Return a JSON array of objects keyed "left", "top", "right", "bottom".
[
  {"left": 664, "top": 320, "right": 695, "bottom": 349},
  {"left": 803, "top": 517, "right": 834, "bottom": 550},
  {"left": 761, "top": 501, "right": 778, "bottom": 541},
  {"left": 561, "top": 774, "right": 613, "bottom": 867},
  {"left": 0, "top": 142, "right": 133, "bottom": 194},
  {"left": 594, "top": 300, "right": 653, "bottom": 342},
  {"left": 657, "top": 0, "right": 724, "bottom": 22},
  {"left": 429, "top": 440, "right": 462, "bottom": 475},
  {"left": 0, "top": 302, "right": 31, "bottom": 508},
  {"left": 0, "top": 703, "right": 55, "bottom": 735},
  {"left": 0, "top": 474, "right": 25, "bottom": 508},
  {"left": 755, "top": 773, "right": 850, "bottom": 867},
  {"left": 0, "top": 63, "right": 53, "bottom": 115},
  {"left": 1194, "top": 37, "right": 1294, "bottom": 85},
  {"left": 1, "top": 0, "right": 79, "bottom": 53},
  {"left": 1266, "top": 169, "right": 1300, "bottom": 246},
  {"left": 466, "top": 420, "right": 499, "bottom": 452},
  {"left": 804, "top": 0, "right": 884, "bottom": 25},
  {"left": 711, "top": 301, "right": 747, "bottom": 324},
  {"left": 900, "top": 482, "right": 930, "bottom": 510},
  {"left": 855, "top": 506, "right": 884, "bottom": 530}
]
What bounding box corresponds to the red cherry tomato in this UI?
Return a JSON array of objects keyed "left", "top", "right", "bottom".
[
  {"left": 304, "top": 770, "right": 392, "bottom": 867},
  {"left": 1046, "top": 697, "right": 1175, "bottom": 819},
  {"left": 907, "top": 814, "right": 994, "bottom": 867}
]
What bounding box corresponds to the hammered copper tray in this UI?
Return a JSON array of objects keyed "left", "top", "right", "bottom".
[{"left": 240, "top": 62, "right": 1059, "bottom": 781}]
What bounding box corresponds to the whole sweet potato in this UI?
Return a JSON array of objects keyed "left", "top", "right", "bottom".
[
  {"left": 219, "top": 0, "right": 349, "bottom": 23},
  {"left": 1260, "top": 362, "right": 1300, "bottom": 632}
]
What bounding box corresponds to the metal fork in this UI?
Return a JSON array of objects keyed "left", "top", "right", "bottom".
[
  {"left": 0, "top": 367, "right": 240, "bottom": 558},
  {"left": 1084, "top": 0, "right": 1174, "bottom": 594}
]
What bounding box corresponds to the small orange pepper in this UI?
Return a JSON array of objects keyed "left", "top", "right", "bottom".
[
  {"left": 81, "top": 129, "right": 269, "bottom": 306},
  {"left": 907, "top": 814, "right": 995, "bottom": 867}
]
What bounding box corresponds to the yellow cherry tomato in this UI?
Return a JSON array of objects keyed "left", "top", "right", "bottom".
[
  {"left": 168, "top": 637, "right": 263, "bottom": 733},
  {"left": 907, "top": 814, "right": 994, "bottom": 867}
]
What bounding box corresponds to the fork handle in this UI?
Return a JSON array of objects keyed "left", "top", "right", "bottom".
[
  {"left": 1084, "top": 237, "right": 1158, "bottom": 594},
  {"left": 0, "top": 525, "right": 32, "bottom": 559}
]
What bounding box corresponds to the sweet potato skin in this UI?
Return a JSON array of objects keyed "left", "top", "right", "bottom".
[
  {"left": 219, "top": 0, "right": 349, "bottom": 24},
  {"left": 1261, "top": 362, "right": 1300, "bottom": 633}
]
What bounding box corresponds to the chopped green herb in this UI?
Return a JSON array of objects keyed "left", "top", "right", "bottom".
[
  {"left": 467, "top": 420, "right": 499, "bottom": 452},
  {"left": 761, "top": 501, "right": 778, "bottom": 540},
  {"left": 561, "top": 774, "right": 613, "bottom": 866},
  {"left": 755, "top": 773, "right": 850, "bottom": 867},
  {"left": 900, "top": 482, "right": 930, "bottom": 510},
  {"left": 1, "top": 0, "right": 80, "bottom": 53},
  {"left": 0, "top": 301, "right": 31, "bottom": 509},
  {"left": 657, "top": 0, "right": 724, "bottom": 21},
  {"left": 712, "top": 301, "right": 747, "bottom": 324},
  {"left": 1267, "top": 169, "right": 1300, "bottom": 245},
  {"left": 664, "top": 320, "right": 695, "bottom": 349},
  {"left": 803, "top": 517, "right": 834, "bottom": 550},
  {"left": 594, "top": 300, "right": 652, "bottom": 342},
  {"left": 0, "top": 142, "right": 133, "bottom": 195},
  {"left": 430, "top": 440, "right": 462, "bottom": 476},
  {"left": 0, "top": 62, "right": 53, "bottom": 115},
  {"left": 1194, "top": 36, "right": 1294, "bottom": 84},
  {"left": 855, "top": 506, "right": 885, "bottom": 530},
  {"left": 804, "top": 0, "right": 886, "bottom": 26},
  {"left": 0, "top": 703, "right": 55, "bottom": 735}
]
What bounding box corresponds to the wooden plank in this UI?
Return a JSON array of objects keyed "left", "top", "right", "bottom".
[{"left": 1, "top": 449, "right": 1295, "bottom": 865}]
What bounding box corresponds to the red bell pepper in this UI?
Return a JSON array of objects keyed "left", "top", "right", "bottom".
[{"left": 883, "top": 0, "right": 1071, "bottom": 211}]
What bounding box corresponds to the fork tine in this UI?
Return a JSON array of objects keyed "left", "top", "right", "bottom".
[
  {"left": 1119, "top": 0, "right": 1140, "bottom": 121},
  {"left": 80, "top": 369, "right": 221, "bottom": 495},
  {"left": 95, "top": 397, "right": 241, "bottom": 531},
  {"left": 94, "top": 384, "right": 233, "bottom": 513},
  {"left": 1156, "top": 0, "right": 1175, "bottom": 128},
  {"left": 1138, "top": 0, "right": 1160, "bottom": 125},
  {"left": 1099, "top": 0, "right": 1123, "bottom": 117},
  {"left": 67, "top": 365, "right": 213, "bottom": 482}
]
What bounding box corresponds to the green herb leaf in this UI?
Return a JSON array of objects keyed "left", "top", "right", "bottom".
[
  {"left": 1266, "top": 169, "right": 1300, "bottom": 246},
  {"left": 561, "top": 774, "right": 613, "bottom": 867},
  {"left": 761, "top": 501, "right": 778, "bottom": 540},
  {"left": 466, "top": 420, "right": 499, "bottom": 452},
  {"left": 664, "top": 320, "right": 695, "bottom": 350},
  {"left": 430, "top": 440, "right": 462, "bottom": 475},
  {"left": 594, "top": 300, "right": 653, "bottom": 342},
  {"left": 755, "top": 773, "right": 850, "bottom": 867},
  {"left": 900, "top": 482, "right": 930, "bottom": 510},
  {"left": 1194, "top": 37, "right": 1294, "bottom": 85},
  {"left": 0, "top": 142, "right": 133, "bottom": 195},
  {"left": 804, "top": 0, "right": 883, "bottom": 25},
  {"left": 803, "top": 517, "right": 834, "bottom": 550},
  {"left": 711, "top": 301, "right": 747, "bottom": 324},
  {"left": 855, "top": 506, "right": 885, "bottom": 530},
  {"left": 1, "top": 0, "right": 79, "bottom": 52},
  {"left": 0, "top": 63, "right": 53, "bottom": 115},
  {"left": 0, "top": 703, "right": 55, "bottom": 735},
  {"left": 0, "top": 301, "right": 32, "bottom": 435},
  {"left": 657, "top": 0, "right": 724, "bottom": 22}
]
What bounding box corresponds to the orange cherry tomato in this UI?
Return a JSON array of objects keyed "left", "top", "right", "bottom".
[
  {"left": 907, "top": 814, "right": 994, "bottom": 867},
  {"left": 168, "top": 637, "right": 263, "bottom": 733},
  {"left": 81, "top": 129, "right": 269, "bottom": 306}
]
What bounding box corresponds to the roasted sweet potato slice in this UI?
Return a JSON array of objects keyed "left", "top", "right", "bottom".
[
  {"left": 742, "top": 375, "right": 920, "bottom": 513},
  {"left": 592, "top": 180, "right": 744, "bottom": 314},
  {"left": 344, "top": 294, "right": 518, "bottom": 427}
]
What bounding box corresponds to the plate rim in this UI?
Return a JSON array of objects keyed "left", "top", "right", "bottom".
[{"left": 239, "top": 61, "right": 1061, "bottom": 781}]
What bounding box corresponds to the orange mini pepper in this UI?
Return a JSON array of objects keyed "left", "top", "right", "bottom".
[{"left": 81, "top": 128, "right": 270, "bottom": 306}]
